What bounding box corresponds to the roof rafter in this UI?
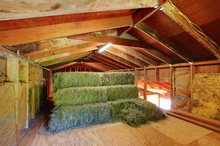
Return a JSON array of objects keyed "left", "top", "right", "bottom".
[
  {"left": 113, "top": 45, "right": 158, "bottom": 66},
  {"left": 0, "top": 15, "right": 132, "bottom": 46},
  {"left": 91, "top": 56, "right": 121, "bottom": 69},
  {"left": 136, "top": 22, "right": 192, "bottom": 62},
  {"left": 106, "top": 46, "right": 146, "bottom": 67},
  {"left": 162, "top": 2, "right": 220, "bottom": 59}
]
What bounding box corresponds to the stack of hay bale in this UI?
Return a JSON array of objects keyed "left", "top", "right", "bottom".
[{"left": 48, "top": 72, "right": 166, "bottom": 133}]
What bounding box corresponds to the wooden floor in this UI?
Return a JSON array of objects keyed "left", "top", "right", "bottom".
[{"left": 18, "top": 101, "right": 220, "bottom": 146}]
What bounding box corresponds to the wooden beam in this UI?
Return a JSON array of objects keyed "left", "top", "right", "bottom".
[
  {"left": 91, "top": 56, "right": 121, "bottom": 69},
  {"left": 81, "top": 63, "right": 105, "bottom": 72},
  {"left": 44, "top": 54, "right": 91, "bottom": 67},
  {"left": 113, "top": 45, "right": 158, "bottom": 66},
  {"left": 118, "top": 1, "right": 168, "bottom": 36},
  {"left": 136, "top": 22, "right": 192, "bottom": 62},
  {"left": 135, "top": 68, "right": 138, "bottom": 86},
  {"left": 190, "top": 64, "right": 195, "bottom": 113},
  {"left": 85, "top": 63, "right": 112, "bottom": 71},
  {"left": 155, "top": 67, "right": 159, "bottom": 82},
  {"left": 170, "top": 66, "right": 174, "bottom": 109},
  {"left": 100, "top": 51, "right": 136, "bottom": 68},
  {"left": 94, "top": 54, "right": 128, "bottom": 69},
  {"left": 144, "top": 67, "right": 147, "bottom": 101},
  {"left": 68, "top": 33, "right": 151, "bottom": 50},
  {"left": 163, "top": 2, "right": 220, "bottom": 59},
  {"left": 0, "top": 16, "right": 132, "bottom": 46},
  {"left": 106, "top": 46, "right": 146, "bottom": 67},
  {"left": 41, "top": 51, "right": 93, "bottom": 65},
  {"left": 28, "top": 65, "right": 35, "bottom": 119},
  {"left": 26, "top": 42, "right": 101, "bottom": 60},
  {"left": 51, "top": 62, "right": 78, "bottom": 71},
  {"left": 0, "top": 0, "right": 158, "bottom": 20}
]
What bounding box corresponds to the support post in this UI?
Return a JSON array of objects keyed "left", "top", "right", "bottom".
[
  {"left": 190, "top": 64, "right": 195, "bottom": 113},
  {"left": 144, "top": 66, "right": 147, "bottom": 101},
  {"left": 170, "top": 66, "right": 174, "bottom": 110},
  {"left": 29, "top": 65, "right": 35, "bottom": 119},
  {"left": 155, "top": 67, "right": 159, "bottom": 82},
  {"left": 135, "top": 67, "right": 138, "bottom": 86}
]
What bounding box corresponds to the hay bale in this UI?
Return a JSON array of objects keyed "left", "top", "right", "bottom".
[
  {"left": 54, "top": 86, "right": 107, "bottom": 106},
  {"left": 48, "top": 98, "right": 166, "bottom": 133},
  {"left": 54, "top": 85, "right": 139, "bottom": 106},
  {"left": 53, "top": 72, "right": 102, "bottom": 91},
  {"left": 48, "top": 103, "right": 112, "bottom": 133},
  {"left": 101, "top": 72, "right": 135, "bottom": 86},
  {"left": 53, "top": 72, "right": 135, "bottom": 91}
]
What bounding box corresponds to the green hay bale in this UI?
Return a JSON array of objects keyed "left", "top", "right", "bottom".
[
  {"left": 110, "top": 98, "right": 166, "bottom": 127},
  {"left": 100, "top": 72, "right": 135, "bottom": 86},
  {"left": 48, "top": 103, "right": 112, "bottom": 133},
  {"left": 54, "top": 86, "right": 107, "bottom": 106},
  {"left": 48, "top": 98, "right": 166, "bottom": 133},
  {"left": 106, "top": 85, "right": 139, "bottom": 101},
  {"left": 53, "top": 72, "right": 135, "bottom": 91},
  {"left": 53, "top": 72, "right": 102, "bottom": 92},
  {"left": 53, "top": 85, "right": 139, "bottom": 106}
]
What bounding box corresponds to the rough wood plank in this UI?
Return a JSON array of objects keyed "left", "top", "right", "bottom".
[
  {"left": 26, "top": 42, "right": 102, "bottom": 60},
  {"left": 136, "top": 22, "right": 192, "bottom": 62},
  {"left": 107, "top": 46, "right": 146, "bottom": 67},
  {"left": 0, "top": 16, "right": 132, "bottom": 46},
  {"left": 0, "top": 0, "right": 158, "bottom": 20},
  {"left": 51, "top": 62, "right": 78, "bottom": 71},
  {"left": 113, "top": 45, "right": 158, "bottom": 66},
  {"left": 100, "top": 51, "right": 136, "bottom": 68},
  {"left": 91, "top": 56, "right": 121, "bottom": 69},
  {"left": 68, "top": 33, "right": 150, "bottom": 50},
  {"left": 163, "top": 2, "right": 220, "bottom": 59},
  {"left": 29, "top": 65, "right": 35, "bottom": 119},
  {"left": 144, "top": 67, "right": 147, "bottom": 101},
  {"left": 0, "top": 83, "right": 16, "bottom": 146},
  {"left": 190, "top": 65, "right": 195, "bottom": 113}
]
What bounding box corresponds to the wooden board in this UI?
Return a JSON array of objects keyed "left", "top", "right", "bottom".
[
  {"left": 0, "top": 56, "right": 7, "bottom": 82},
  {"left": 28, "top": 81, "right": 33, "bottom": 124},
  {"left": 16, "top": 83, "right": 27, "bottom": 140},
  {"left": 0, "top": 83, "right": 16, "bottom": 146},
  {"left": 172, "top": 71, "right": 191, "bottom": 112}
]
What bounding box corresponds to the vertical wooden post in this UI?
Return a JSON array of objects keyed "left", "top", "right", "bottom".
[
  {"left": 158, "top": 94, "right": 160, "bottom": 107},
  {"left": 29, "top": 65, "right": 35, "bottom": 119},
  {"left": 35, "top": 67, "right": 40, "bottom": 112},
  {"left": 170, "top": 66, "right": 174, "bottom": 110},
  {"left": 155, "top": 67, "right": 159, "bottom": 82},
  {"left": 7, "top": 58, "right": 19, "bottom": 143},
  {"left": 135, "top": 67, "right": 138, "bottom": 86},
  {"left": 20, "top": 62, "right": 29, "bottom": 128},
  {"left": 70, "top": 67, "right": 72, "bottom": 72},
  {"left": 143, "top": 66, "right": 147, "bottom": 101},
  {"left": 190, "top": 64, "right": 195, "bottom": 113}
]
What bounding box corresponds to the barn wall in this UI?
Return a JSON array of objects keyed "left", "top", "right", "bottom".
[{"left": 192, "top": 73, "right": 220, "bottom": 121}]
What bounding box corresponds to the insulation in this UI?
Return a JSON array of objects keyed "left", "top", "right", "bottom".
[
  {"left": 54, "top": 85, "right": 139, "bottom": 106},
  {"left": 48, "top": 98, "right": 166, "bottom": 133},
  {"left": 192, "top": 73, "right": 220, "bottom": 121},
  {"left": 53, "top": 72, "right": 135, "bottom": 91}
]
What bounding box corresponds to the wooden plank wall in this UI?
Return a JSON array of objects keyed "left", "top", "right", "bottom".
[{"left": 0, "top": 57, "right": 49, "bottom": 145}]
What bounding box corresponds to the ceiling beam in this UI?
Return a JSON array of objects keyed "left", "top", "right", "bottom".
[
  {"left": 26, "top": 42, "right": 102, "bottom": 60},
  {"left": 41, "top": 51, "right": 94, "bottom": 65},
  {"left": 94, "top": 54, "right": 128, "bottom": 69},
  {"left": 82, "top": 63, "right": 110, "bottom": 71},
  {"left": 100, "top": 51, "right": 136, "bottom": 68},
  {"left": 43, "top": 53, "right": 91, "bottom": 67},
  {"left": 162, "top": 2, "right": 220, "bottom": 59},
  {"left": 0, "top": 0, "right": 158, "bottom": 20},
  {"left": 85, "top": 62, "right": 113, "bottom": 71},
  {"left": 113, "top": 45, "right": 158, "bottom": 66},
  {"left": 136, "top": 22, "right": 192, "bottom": 62},
  {"left": 79, "top": 64, "right": 105, "bottom": 72},
  {"left": 0, "top": 16, "right": 132, "bottom": 46},
  {"left": 51, "top": 62, "right": 78, "bottom": 71},
  {"left": 117, "top": 1, "right": 168, "bottom": 36},
  {"left": 91, "top": 56, "right": 121, "bottom": 69},
  {"left": 68, "top": 33, "right": 151, "bottom": 50},
  {"left": 34, "top": 45, "right": 98, "bottom": 63},
  {"left": 106, "top": 46, "right": 146, "bottom": 67}
]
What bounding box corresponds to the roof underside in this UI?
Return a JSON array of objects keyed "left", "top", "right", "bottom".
[{"left": 0, "top": 0, "right": 220, "bottom": 71}]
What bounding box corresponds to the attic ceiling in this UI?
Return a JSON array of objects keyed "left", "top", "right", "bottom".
[{"left": 0, "top": 0, "right": 220, "bottom": 71}]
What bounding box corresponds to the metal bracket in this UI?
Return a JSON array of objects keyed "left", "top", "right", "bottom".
[{"left": 17, "top": 50, "right": 20, "bottom": 57}]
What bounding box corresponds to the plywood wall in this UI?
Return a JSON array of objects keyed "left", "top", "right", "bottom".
[
  {"left": 192, "top": 73, "right": 220, "bottom": 121},
  {"left": 0, "top": 56, "right": 6, "bottom": 82},
  {"left": 172, "top": 71, "right": 191, "bottom": 112},
  {"left": 0, "top": 83, "right": 16, "bottom": 146}
]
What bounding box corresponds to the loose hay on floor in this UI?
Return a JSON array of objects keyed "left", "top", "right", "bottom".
[{"left": 54, "top": 85, "right": 139, "bottom": 106}]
